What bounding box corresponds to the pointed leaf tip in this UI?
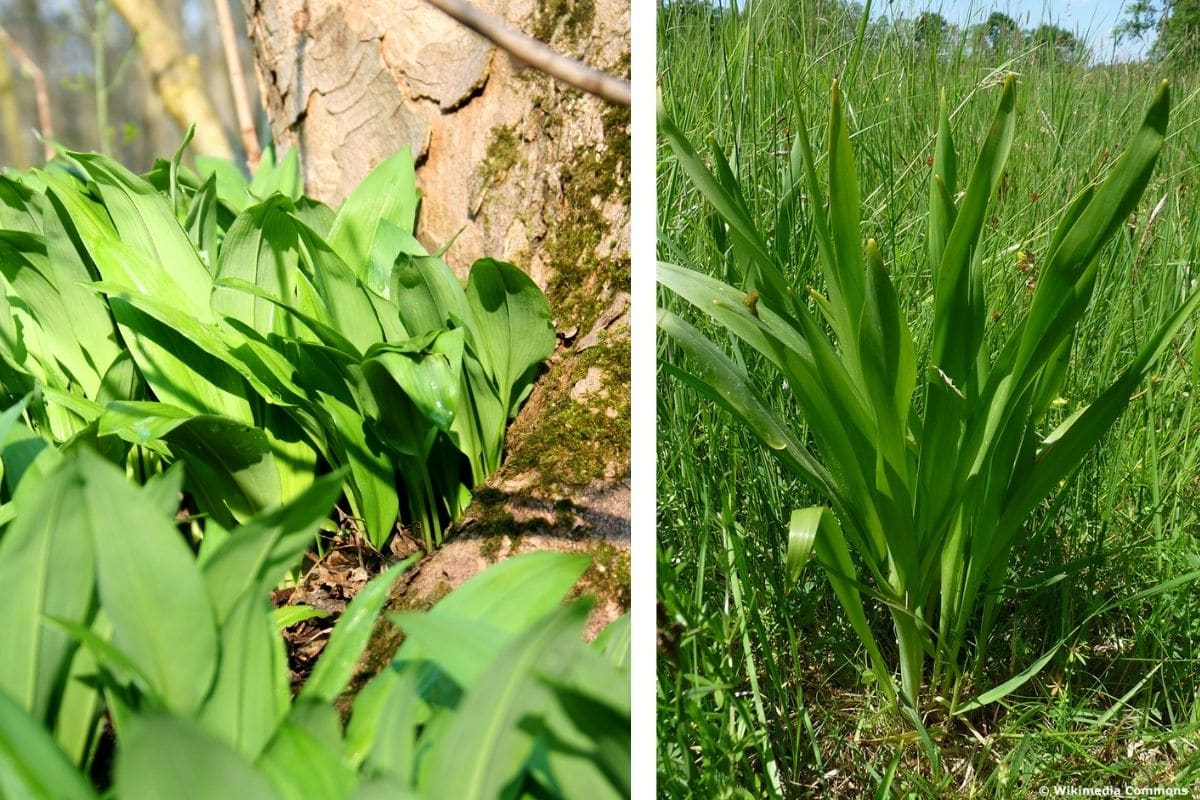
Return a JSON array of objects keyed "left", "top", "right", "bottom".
[{"left": 1148, "top": 80, "right": 1170, "bottom": 134}]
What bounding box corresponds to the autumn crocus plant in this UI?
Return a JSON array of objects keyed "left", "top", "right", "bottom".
[{"left": 658, "top": 76, "right": 1198, "bottom": 713}]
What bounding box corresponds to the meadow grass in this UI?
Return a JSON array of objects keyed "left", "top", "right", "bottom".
[{"left": 657, "top": 1, "right": 1200, "bottom": 796}]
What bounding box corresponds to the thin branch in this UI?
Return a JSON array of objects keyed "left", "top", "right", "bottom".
[
  {"left": 421, "top": 0, "right": 630, "bottom": 107},
  {"left": 0, "top": 24, "right": 54, "bottom": 160},
  {"left": 213, "top": 0, "right": 260, "bottom": 170}
]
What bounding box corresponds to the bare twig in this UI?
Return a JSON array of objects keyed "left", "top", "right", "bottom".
[
  {"left": 421, "top": 0, "right": 630, "bottom": 107},
  {"left": 0, "top": 24, "right": 54, "bottom": 160},
  {"left": 212, "top": 0, "right": 260, "bottom": 170}
]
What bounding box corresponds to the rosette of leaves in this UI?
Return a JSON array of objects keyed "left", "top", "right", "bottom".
[
  {"left": 0, "top": 139, "right": 555, "bottom": 550},
  {"left": 658, "top": 77, "right": 1199, "bottom": 712}
]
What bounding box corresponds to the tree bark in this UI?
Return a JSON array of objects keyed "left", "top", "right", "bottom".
[
  {"left": 241, "top": 0, "right": 631, "bottom": 610},
  {"left": 240, "top": 0, "right": 629, "bottom": 277},
  {"left": 110, "top": 0, "right": 234, "bottom": 158}
]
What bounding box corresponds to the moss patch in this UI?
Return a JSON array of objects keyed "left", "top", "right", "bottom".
[
  {"left": 503, "top": 331, "right": 631, "bottom": 493},
  {"left": 470, "top": 487, "right": 524, "bottom": 561},
  {"left": 542, "top": 102, "right": 631, "bottom": 336},
  {"left": 479, "top": 124, "right": 522, "bottom": 184},
  {"left": 570, "top": 539, "right": 631, "bottom": 610},
  {"left": 532, "top": 0, "right": 596, "bottom": 45}
]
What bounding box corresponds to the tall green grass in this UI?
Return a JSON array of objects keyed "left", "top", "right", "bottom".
[{"left": 657, "top": 1, "right": 1200, "bottom": 795}]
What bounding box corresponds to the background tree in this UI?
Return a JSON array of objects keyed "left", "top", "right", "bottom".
[
  {"left": 1117, "top": 0, "right": 1200, "bottom": 66},
  {"left": 1028, "top": 22, "right": 1089, "bottom": 62},
  {"left": 975, "top": 10, "right": 1022, "bottom": 55},
  {"left": 914, "top": 10, "right": 950, "bottom": 44},
  {"left": 0, "top": 0, "right": 260, "bottom": 166},
  {"left": 108, "top": 0, "right": 232, "bottom": 157}
]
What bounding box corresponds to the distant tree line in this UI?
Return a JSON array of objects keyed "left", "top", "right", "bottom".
[
  {"left": 662, "top": 0, "right": 1200, "bottom": 68},
  {"left": 900, "top": 10, "right": 1089, "bottom": 63}
]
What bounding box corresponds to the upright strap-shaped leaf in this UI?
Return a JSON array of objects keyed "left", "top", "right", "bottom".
[
  {"left": 932, "top": 74, "right": 1015, "bottom": 383},
  {"left": 1016, "top": 81, "right": 1170, "bottom": 386},
  {"left": 827, "top": 81, "right": 866, "bottom": 347},
  {"left": 658, "top": 95, "right": 793, "bottom": 312},
  {"left": 927, "top": 89, "right": 958, "bottom": 274},
  {"left": 992, "top": 286, "right": 1200, "bottom": 565},
  {"left": 966, "top": 82, "right": 1170, "bottom": 485},
  {"left": 917, "top": 76, "right": 1015, "bottom": 539}
]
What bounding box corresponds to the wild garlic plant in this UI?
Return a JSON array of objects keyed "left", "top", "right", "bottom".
[{"left": 658, "top": 76, "right": 1198, "bottom": 713}]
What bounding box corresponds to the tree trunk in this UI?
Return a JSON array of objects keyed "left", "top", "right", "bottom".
[
  {"left": 0, "top": 49, "right": 27, "bottom": 168},
  {"left": 110, "top": 0, "right": 234, "bottom": 158},
  {"left": 241, "top": 0, "right": 630, "bottom": 614}
]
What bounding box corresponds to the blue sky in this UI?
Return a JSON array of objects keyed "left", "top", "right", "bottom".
[{"left": 869, "top": 0, "right": 1153, "bottom": 61}]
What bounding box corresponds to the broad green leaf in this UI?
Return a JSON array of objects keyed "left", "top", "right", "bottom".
[
  {"left": 70, "top": 151, "right": 214, "bottom": 316},
  {"left": 202, "top": 471, "right": 344, "bottom": 624},
  {"left": 99, "top": 402, "right": 284, "bottom": 524},
  {"left": 197, "top": 590, "right": 290, "bottom": 761},
  {"left": 345, "top": 665, "right": 426, "bottom": 779},
  {"left": 418, "top": 550, "right": 590, "bottom": 635},
  {"left": 316, "top": 388, "right": 398, "bottom": 549},
  {"left": 0, "top": 176, "right": 40, "bottom": 233},
  {"left": 0, "top": 688, "right": 96, "bottom": 800},
  {"left": 391, "top": 253, "right": 473, "bottom": 340},
  {"left": 213, "top": 196, "right": 305, "bottom": 338},
  {"left": 536, "top": 675, "right": 631, "bottom": 800},
  {"left": 301, "top": 557, "right": 417, "bottom": 704},
  {"left": 79, "top": 449, "right": 218, "bottom": 715},
  {"left": 116, "top": 713, "right": 280, "bottom": 800},
  {"left": 592, "top": 613, "right": 630, "bottom": 669},
  {"left": 258, "top": 711, "right": 359, "bottom": 800},
  {"left": 389, "top": 612, "right": 510, "bottom": 690},
  {"left": 294, "top": 218, "right": 387, "bottom": 352},
  {"left": 419, "top": 602, "right": 591, "bottom": 800},
  {"left": 0, "top": 453, "right": 96, "bottom": 726},
  {"left": 466, "top": 258, "right": 556, "bottom": 419},
  {"left": 249, "top": 146, "right": 302, "bottom": 201},
  {"left": 363, "top": 329, "right": 464, "bottom": 432},
  {"left": 274, "top": 605, "right": 331, "bottom": 629},
  {"left": 196, "top": 156, "right": 251, "bottom": 213},
  {"left": 185, "top": 173, "right": 220, "bottom": 259},
  {"left": 328, "top": 149, "right": 420, "bottom": 290},
  {"left": 2, "top": 417, "right": 61, "bottom": 497}
]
